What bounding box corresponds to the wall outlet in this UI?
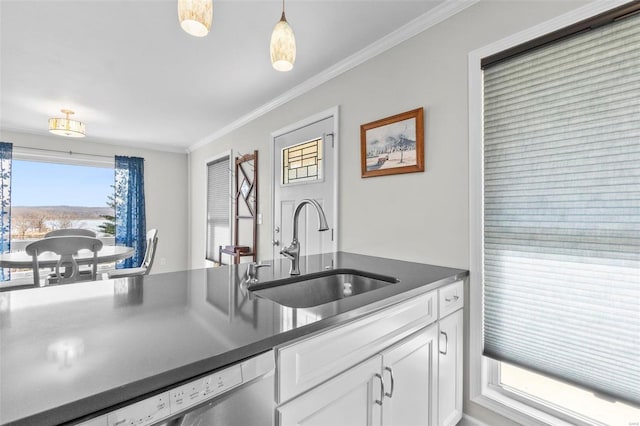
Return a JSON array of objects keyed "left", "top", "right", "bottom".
[{"left": 160, "top": 257, "right": 166, "bottom": 265}]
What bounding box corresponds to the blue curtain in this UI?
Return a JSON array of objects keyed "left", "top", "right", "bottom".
[
  {"left": 0, "top": 143, "right": 12, "bottom": 281},
  {"left": 115, "top": 156, "right": 146, "bottom": 269}
]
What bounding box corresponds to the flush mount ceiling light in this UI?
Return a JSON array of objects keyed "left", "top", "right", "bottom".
[
  {"left": 48, "top": 109, "right": 86, "bottom": 138},
  {"left": 178, "top": 0, "right": 213, "bottom": 37},
  {"left": 270, "top": 0, "right": 296, "bottom": 72}
]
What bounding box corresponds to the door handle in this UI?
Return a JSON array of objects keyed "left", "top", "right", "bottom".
[
  {"left": 383, "top": 366, "right": 395, "bottom": 398},
  {"left": 373, "top": 373, "right": 385, "bottom": 406},
  {"left": 440, "top": 331, "right": 448, "bottom": 355}
]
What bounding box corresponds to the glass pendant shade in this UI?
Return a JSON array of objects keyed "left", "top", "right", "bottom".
[
  {"left": 178, "top": 0, "right": 213, "bottom": 37},
  {"left": 48, "top": 109, "right": 86, "bottom": 138},
  {"left": 270, "top": 12, "right": 296, "bottom": 72}
]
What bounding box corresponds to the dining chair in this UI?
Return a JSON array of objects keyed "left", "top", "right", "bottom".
[
  {"left": 107, "top": 229, "right": 158, "bottom": 279},
  {"left": 25, "top": 236, "right": 104, "bottom": 286},
  {"left": 45, "top": 228, "right": 97, "bottom": 238},
  {"left": 44, "top": 229, "right": 100, "bottom": 280}
]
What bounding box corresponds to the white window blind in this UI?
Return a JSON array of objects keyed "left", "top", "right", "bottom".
[
  {"left": 206, "top": 156, "right": 231, "bottom": 262},
  {"left": 483, "top": 12, "right": 640, "bottom": 405}
]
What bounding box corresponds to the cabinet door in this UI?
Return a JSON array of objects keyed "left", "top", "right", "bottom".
[
  {"left": 381, "top": 325, "right": 438, "bottom": 426},
  {"left": 438, "top": 309, "right": 463, "bottom": 426},
  {"left": 278, "top": 356, "right": 383, "bottom": 426}
]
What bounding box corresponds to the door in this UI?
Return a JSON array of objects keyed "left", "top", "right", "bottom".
[
  {"left": 273, "top": 113, "right": 336, "bottom": 261},
  {"left": 380, "top": 325, "right": 438, "bottom": 426},
  {"left": 277, "top": 356, "right": 382, "bottom": 426},
  {"left": 438, "top": 309, "right": 463, "bottom": 426}
]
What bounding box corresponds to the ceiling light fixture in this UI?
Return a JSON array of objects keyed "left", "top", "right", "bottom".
[
  {"left": 270, "top": 0, "right": 296, "bottom": 72},
  {"left": 178, "top": 0, "right": 213, "bottom": 37},
  {"left": 48, "top": 109, "right": 86, "bottom": 138}
]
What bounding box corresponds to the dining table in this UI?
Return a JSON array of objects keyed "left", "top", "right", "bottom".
[{"left": 0, "top": 245, "right": 135, "bottom": 270}]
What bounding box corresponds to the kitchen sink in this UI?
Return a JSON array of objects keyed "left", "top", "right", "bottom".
[{"left": 251, "top": 270, "right": 399, "bottom": 308}]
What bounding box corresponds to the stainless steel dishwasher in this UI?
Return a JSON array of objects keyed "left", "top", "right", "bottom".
[{"left": 78, "top": 350, "right": 275, "bottom": 426}]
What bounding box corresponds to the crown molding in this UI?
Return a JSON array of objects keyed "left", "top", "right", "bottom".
[{"left": 188, "top": 0, "right": 479, "bottom": 153}]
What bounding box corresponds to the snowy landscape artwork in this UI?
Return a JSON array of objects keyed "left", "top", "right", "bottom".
[{"left": 360, "top": 107, "right": 424, "bottom": 178}]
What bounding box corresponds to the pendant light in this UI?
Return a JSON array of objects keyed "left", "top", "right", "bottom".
[
  {"left": 270, "top": 0, "right": 296, "bottom": 72},
  {"left": 48, "top": 109, "right": 86, "bottom": 138},
  {"left": 178, "top": 0, "right": 213, "bottom": 37}
]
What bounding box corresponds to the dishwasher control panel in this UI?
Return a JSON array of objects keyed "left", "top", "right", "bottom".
[
  {"left": 169, "top": 362, "right": 242, "bottom": 413},
  {"left": 107, "top": 393, "right": 172, "bottom": 426},
  {"left": 76, "top": 351, "right": 273, "bottom": 426}
]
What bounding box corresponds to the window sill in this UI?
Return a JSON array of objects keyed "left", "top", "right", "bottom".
[{"left": 472, "top": 386, "right": 588, "bottom": 426}]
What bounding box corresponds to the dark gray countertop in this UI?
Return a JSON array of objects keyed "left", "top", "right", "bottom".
[{"left": 0, "top": 252, "right": 467, "bottom": 426}]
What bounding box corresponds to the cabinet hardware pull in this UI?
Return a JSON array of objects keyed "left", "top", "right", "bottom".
[
  {"left": 374, "top": 373, "right": 385, "bottom": 406},
  {"left": 384, "top": 366, "right": 395, "bottom": 398},
  {"left": 440, "top": 331, "right": 448, "bottom": 355},
  {"left": 444, "top": 295, "right": 459, "bottom": 302}
]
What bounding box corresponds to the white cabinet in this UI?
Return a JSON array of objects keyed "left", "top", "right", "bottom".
[
  {"left": 277, "top": 280, "right": 465, "bottom": 426},
  {"left": 278, "top": 325, "right": 438, "bottom": 426},
  {"left": 381, "top": 325, "right": 438, "bottom": 426},
  {"left": 277, "top": 292, "right": 436, "bottom": 403},
  {"left": 438, "top": 280, "right": 464, "bottom": 318},
  {"left": 438, "top": 299, "right": 464, "bottom": 425},
  {"left": 278, "top": 356, "right": 382, "bottom": 426}
]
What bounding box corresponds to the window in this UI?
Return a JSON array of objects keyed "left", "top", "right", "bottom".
[
  {"left": 281, "top": 138, "right": 323, "bottom": 185},
  {"left": 498, "top": 362, "right": 640, "bottom": 425},
  {"left": 470, "top": 2, "right": 640, "bottom": 425},
  {"left": 11, "top": 160, "right": 114, "bottom": 240},
  {"left": 205, "top": 154, "right": 231, "bottom": 263},
  {"left": 7, "top": 152, "right": 115, "bottom": 281}
]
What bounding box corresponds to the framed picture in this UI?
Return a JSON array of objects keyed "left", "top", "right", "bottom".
[{"left": 360, "top": 107, "right": 424, "bottom": 178}]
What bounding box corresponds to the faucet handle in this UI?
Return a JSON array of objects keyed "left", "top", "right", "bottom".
[{"left": 279, "top": 248, "right": 294, "bottom": 260}]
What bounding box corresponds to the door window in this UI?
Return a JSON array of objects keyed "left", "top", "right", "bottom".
[{"left": 282, "top": 138, "right": 323, "bottom": 185}]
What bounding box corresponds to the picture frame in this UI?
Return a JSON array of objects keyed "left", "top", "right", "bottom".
[{"left": 360, "top": 107, "right": 424, "bottom": 178}]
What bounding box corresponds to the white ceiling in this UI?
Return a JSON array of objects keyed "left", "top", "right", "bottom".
[{"left": 0, "top": 0, "right": 446, "bottom": 152}]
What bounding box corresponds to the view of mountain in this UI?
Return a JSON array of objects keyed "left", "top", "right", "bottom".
[
  {"left": 9, "top": 206, "right": 115, "bottom": 239},
  {"left": 12, "top": 206, "right": 113, "bottom": 219}
]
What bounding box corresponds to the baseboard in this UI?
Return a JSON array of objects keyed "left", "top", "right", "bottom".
[{"left": 461, "top": 413, "right": 491, "bottom": 426}]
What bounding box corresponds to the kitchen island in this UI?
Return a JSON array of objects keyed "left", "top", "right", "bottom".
[{"left": 0, "top": 252, "right": 467, "bottom": 426}]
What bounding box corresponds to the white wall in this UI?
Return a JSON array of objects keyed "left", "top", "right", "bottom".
[
  {"left": 189, "top": 0, "right": 585, "bottom": 268},
  {"left": 188, "top": 1, "right": 588, "bottom": 424},
  {"left": 1, "top": 130, "right": 189, "bottom": 274}
]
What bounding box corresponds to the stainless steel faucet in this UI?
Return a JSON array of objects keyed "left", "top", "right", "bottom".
[{"left": 280, "top": 199, "right": 329, "bottom": 275}]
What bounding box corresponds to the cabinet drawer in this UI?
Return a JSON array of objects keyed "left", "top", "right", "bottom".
[
  {"left": 277, "top": 355, "right": 382, "bottom": 426},
  {"left": 277, "top": 292, "right": 436, "bottom": 403},
  {"left": 438, "top": 280, "right": 464, "bottom": 318}
]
